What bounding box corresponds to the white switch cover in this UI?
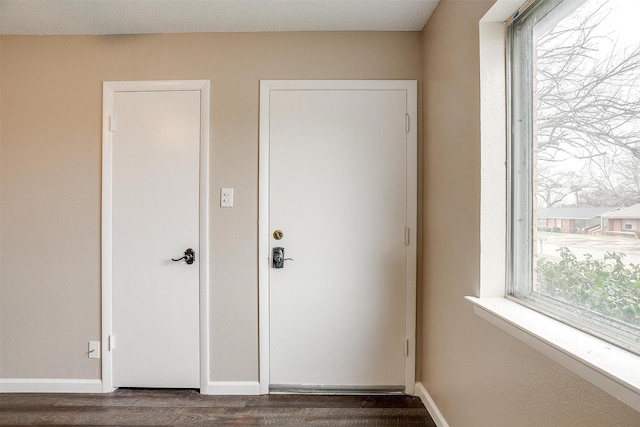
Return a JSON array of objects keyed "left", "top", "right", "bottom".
[
  {"left": 221, "top": 188, "right": 234, "bottom": 208},
  {"left": 89, "top": 341, "right": 100, "bottom": 359}
]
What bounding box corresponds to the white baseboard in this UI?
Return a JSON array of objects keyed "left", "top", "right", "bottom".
[
  {"left": 0, "top": 379, "right": 262, "bottom": 395},
  {"left": 415, "top": 382, "right": 449, "bottom": 427},
  {"left": 205, "top": 381, "right": 261, "bottom": 395},
  {"left": 0, "top": 378, "right": 103, "bottom": 393}
]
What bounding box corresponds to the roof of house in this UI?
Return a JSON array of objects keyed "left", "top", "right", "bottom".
[
  {"left": 537, "top": 206, "right": 614, "bottom": 219},
  {"left": 601, "top": 203, "right": 640, "bottom": 219}
]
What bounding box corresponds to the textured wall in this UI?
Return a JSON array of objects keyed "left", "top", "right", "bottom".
[
  {"left": 0, "top": 32, "right": 421, "bottom": 380},
  {"left": 419, "top": 1, "right": 640, "bottom": 425}
]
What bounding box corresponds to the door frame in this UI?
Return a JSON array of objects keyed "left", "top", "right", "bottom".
[
  {"left": 258, "top": 80, "right": 417, "bottom": 395},
  {"left": 101, "top": 80, "right": 210, "bottom": 393}
]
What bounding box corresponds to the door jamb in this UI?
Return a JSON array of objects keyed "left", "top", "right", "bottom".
[
  {"left": 101, "top": 80, "right": 211, "bottom": 393},
  {"left": 258, "top": 80, "right": 418, "bottom": 395}
]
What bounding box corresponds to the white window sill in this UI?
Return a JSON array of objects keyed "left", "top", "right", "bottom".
[{"left": 465, "top": 296, "right": 640, "bottom": 411}]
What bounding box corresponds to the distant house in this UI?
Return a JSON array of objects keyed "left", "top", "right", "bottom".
[
  {"left": 601, "top": 203, "right": 640, "bottom": 236},
  {"left": 536, "top": 207, "right": 614, "bottom": 233}
]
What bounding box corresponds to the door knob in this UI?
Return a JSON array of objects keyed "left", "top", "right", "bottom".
[
  {"left": 172, "top": 248, "right": 195, "bottom": 265},
  {"left": 272, "top": 247, "right": 293, "bottom": 269}
]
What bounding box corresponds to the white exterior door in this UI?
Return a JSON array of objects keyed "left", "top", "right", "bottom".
[
  {"left": 109, "top": 88, "right": 201, "bottom": 388},
  {"left": 262, "top": 81, "right": 417, "bottom": 392}
]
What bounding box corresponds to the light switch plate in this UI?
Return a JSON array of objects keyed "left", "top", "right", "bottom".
[
  {"left": 221, "top": 188, "right": 234, "bottom": 208},
  {"left": 89, "top": 341, "right": 100, "bottom": 359}
]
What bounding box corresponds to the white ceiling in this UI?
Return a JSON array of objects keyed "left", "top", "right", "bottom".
[{"left": 0, "top": 0, "right": 440, "bottom": 35}]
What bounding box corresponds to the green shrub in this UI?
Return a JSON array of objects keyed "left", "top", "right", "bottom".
[{"left": 537, "top": 248, "right": 640, "bottom": 326}]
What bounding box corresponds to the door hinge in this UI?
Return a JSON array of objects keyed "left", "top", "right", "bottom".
[
  {"left": 405, "top": 114, "right": 410, "bottom": 133},
  {"left": 404, "top": 339, "right": 409, "bottom": 357},
  {"left": 108, "top": 335, "right": 115, "bottom": 351},
  {"left": 405, "top": 227, "right": 410, "bottom": 246},
  {"left": 109, "top": 116, "right": 115, "bottom": 132}
]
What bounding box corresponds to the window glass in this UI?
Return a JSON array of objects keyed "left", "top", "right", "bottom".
[{"left": 508, "top": 0, "right": 640, "bottom": 353}]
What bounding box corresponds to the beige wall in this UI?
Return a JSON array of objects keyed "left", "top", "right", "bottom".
[
  {"left": 2, "top": 9, "right": 639, "bottom": 425},
  {"left": 0, "top": 32, "right": 422, "bottom": 380},
  {"left": 420, "top": 1, "right": 640, "bottom": 426}
]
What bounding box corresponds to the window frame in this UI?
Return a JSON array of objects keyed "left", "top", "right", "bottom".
[
  {"left": 470, "top": 0, "right": 640, "bottom": 412},
  {"left": 506, "top": 0, "right": 640, "bottom": 355}
]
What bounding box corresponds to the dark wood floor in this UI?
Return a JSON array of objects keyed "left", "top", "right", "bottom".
[{"left": 0, "top": 388, "right": 436, "bottom": 426}]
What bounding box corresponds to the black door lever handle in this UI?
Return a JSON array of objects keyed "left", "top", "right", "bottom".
[
  {"left": 172, "top": 248, "right": 195, "bottom": 265},
  {"left": 273, "top": 247, "right": 293, "bottom": 268}
]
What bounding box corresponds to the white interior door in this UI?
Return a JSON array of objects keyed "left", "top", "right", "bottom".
[
  {"left": 267, "top": 85, "right": 415, "bottom": 391},
  {"left": 111, "top": 89, "right": 200, "bottom": 388}
]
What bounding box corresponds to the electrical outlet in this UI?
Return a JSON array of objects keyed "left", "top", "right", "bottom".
[{"left": 89, "top": 341, "right": 100, "bottom": 359}]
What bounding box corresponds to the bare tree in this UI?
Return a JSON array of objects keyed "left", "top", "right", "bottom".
[
  {"left": 535, "top": 0, "right": 640, "bottom": 207},
  {"left": 536, "top": 163, "right": 593, "bottom": 207}
]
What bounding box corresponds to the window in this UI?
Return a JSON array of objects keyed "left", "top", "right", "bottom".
[{"left": 508, "top": 0, "right": 640, "bottom": 354}]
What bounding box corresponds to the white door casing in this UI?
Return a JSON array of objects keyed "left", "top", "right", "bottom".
[
  {"left": 258, "top": 80, "right": 418, "bottom": 394},
  {"left": 101, "top": 80, "right": 210, "bottom": 392}
]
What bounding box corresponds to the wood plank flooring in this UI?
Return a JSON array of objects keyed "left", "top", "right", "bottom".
[{"left": 0, "top": 388, "right": 436, "bottom": 426}]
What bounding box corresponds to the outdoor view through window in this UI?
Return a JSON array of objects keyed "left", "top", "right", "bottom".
[{"left": 513, "top": 0, "right": 639, "bottom": 353}]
